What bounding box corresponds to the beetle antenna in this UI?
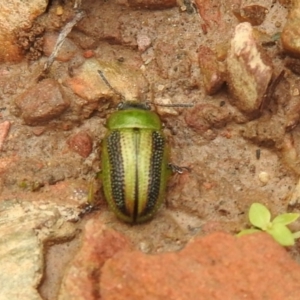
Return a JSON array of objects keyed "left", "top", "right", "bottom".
[
  {"left": 154, "top": 102, "right": 194, "bottom": 108},
  {"left": 97, "top": 70, "right": 126, "bottom": 101}
]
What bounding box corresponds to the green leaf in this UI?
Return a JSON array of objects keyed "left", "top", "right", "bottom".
[
  {"left": 249, "top": 203, "right": 271, "bottom": 229},
  {"left": 292, "top": 231, "right": 300, "bottom": 240},
  {"left": 236, "top": 228, "right": 261, "bottom": 237},
  {"left": 267, "top": 223, "right": 295, "bottom": 246},
  {"left": 273, "top": 213, "right": 300, "bottom": 225}
]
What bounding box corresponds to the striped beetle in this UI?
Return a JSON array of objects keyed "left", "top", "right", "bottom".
[{"left": 98, "top": 70, "right": 189, "bottom": 223}]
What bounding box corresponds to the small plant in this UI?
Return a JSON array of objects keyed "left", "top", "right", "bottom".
[{"left": 237, "top": 202, "right": 300, "bottom": 246}]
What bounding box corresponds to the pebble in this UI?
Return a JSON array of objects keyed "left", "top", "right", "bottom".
[
  {"left": 14, "top": 79, "right": 70, "bottom": 125},
  {"left": 56, "top": 5, "right": 64, "bottom": 15},
  {"left": 137, "top": 34, "right": 152, "bottom": 52},
  {"left": 154, "top": 97, "right": 179, "bottom": 117},
  {"left": 258, "top": 171, "right": 270, "bottom": 184},
  {"left": 65, "top": 58, "right": 148, "bottom": 103},
  {"left": 198, "top": 45, "right": 224, "bottom": 95},
  {"left": 281, "top": 4, "right": 300, "bottom": 57},
  {"left": 226, "top": 22, "right": 273, "bottom": 116},
  {"left": 233, "top": 5, "right": 268, "bottom": 26},
  {"left": 67, "top": 132, "right": 93, "bottom": 158}
]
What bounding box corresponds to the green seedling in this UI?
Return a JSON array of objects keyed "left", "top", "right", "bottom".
[{"left": 237, "top": 202, "right": 300, "bottom": 246}]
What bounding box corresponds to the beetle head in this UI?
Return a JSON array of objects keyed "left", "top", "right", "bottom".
[{"left": 117, "top": 101, "right": 151, "bottom": 111}]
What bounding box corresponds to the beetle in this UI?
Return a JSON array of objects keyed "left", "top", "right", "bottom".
[
  {"left": 97, "top": 70, "right": 187, "bottom": 223},
  {"left": 98, "top": 70, "right": 190, "bottom": 223},
  {"left": 100, "top": 100, "right": 173, "bottom": 223}
]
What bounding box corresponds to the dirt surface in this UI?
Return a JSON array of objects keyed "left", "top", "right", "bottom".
[{"left": 1, "top": 0, "right": 300, "bottom": 298}]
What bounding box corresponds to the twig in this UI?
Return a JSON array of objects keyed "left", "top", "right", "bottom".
[{"left": 43, "top": 10, "right": 86, "bottom": 73}]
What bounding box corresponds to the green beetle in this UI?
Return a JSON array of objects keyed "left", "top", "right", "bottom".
[{"left": 101, "top": 101, "right": 172, "bottom": 223}]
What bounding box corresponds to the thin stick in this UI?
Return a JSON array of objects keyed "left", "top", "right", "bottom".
[{"left": 43, "top": 10, "right": 86, "bottom": 72}]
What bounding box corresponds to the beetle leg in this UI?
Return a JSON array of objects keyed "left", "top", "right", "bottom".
[
  {"left": 78, "top": 203, "right": 95, "bottom": 218},
  {"left": 78, "top": 179, "right": 102, "bottom": 218},
  {"left": 168, "top": 163, "right": 191, "bottom": 174}
]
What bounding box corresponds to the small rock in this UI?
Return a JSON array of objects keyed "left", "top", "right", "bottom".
[
  {"left": 68, "top": 31, "right": 97, "bottom": 50},
  {"left": 0, "top": 0, "right": 48, "bottom": 62},
  {"left": 83, "top": 50, "right": 95, "bottom": 58},
  {"left": 0, "top": 121, "right": 10, "bottom": 150},
  {"left": 281, "top": 4, "right": 300, "bottom": 57},
  {"left": 56, "top": 5, "right": 64, "bottom": 16},
  {"left": 258, "top": 171, "right": 270, "bottom": 185},
  {"left": 137, "top": 34, "right": 152, "bottom": 52},
  {"left": 0, "top": 199, "right": 78, "bottom": 300},
  {"left": 67, "top": 131, "right": 93, "bottom": 158},
  {"left": 194, "top": 0, "right": 223, "bottom": 31},
  {"left": 289, "top": 176, "right": 300, "bottom": 205},
  {"left": 14, "top": 79, "right": 70, "bottom": 125},
  {"left": 58, "top": 219, "right": 133, "bottom": 300},
  {"left": 233, "top": 5, "right": 268, "bottom": 26},
  {"left": 226, "top": 22, "right": 273, "bottom": 115},
  {"left": 31, "top": 126, "right": 46, "bottom": 136},
  {"left": 100, "top": 232, "right": 300, "bottom": 299},
  {"left": 198, "top": 45, "right": 224, "bottom": 95},
  {"left": 43, "top": 32, "right": 79, "bottom": 62},
  {"left": 154, "top": 97, "right": 179, "bottom": 117},
  {"left": 280, "top": 134, "right": 300, "bottom": 176},
  {"left": 75, "top": 6, "right": 122, "bottom": 44},
  {"left": 271, "top": 74, "right": 300, "bottom": 131},
  {"left": 65, "top": 58, "right": 148, "bottom": 103}
]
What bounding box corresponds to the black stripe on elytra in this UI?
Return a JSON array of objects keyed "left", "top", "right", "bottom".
[
  {"left": 142, "top": 131, "right": 165, "bottom": 217},
  {"left": 133, "top": 129, "right": 139, "bottom": 223},
  {"left": 107, "top": 130, "right": 127, "bottom": 215}
]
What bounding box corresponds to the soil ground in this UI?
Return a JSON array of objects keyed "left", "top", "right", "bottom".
[{"left": 1, "top": 0, "right": 300, "bottom": 298}]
